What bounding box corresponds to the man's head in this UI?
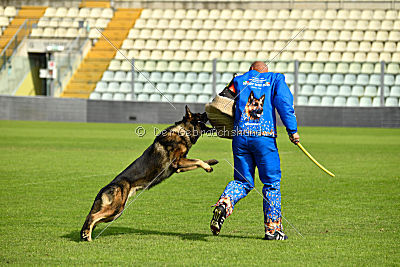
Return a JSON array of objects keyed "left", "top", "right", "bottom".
[{"left": 249, "top": 61, "right": 268, "bottom": 73}]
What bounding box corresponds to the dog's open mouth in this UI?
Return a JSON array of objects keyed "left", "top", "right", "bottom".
[{"left": 250, "top": 111, "right": 262, "bottom": 119}]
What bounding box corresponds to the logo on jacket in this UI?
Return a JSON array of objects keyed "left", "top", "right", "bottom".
[{"left": 245, "top": 91, "right": 265, "bottom": 121}]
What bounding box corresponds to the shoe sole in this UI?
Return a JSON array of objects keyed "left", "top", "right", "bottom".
[{"left": 210, "top": 208, "right": 222, "bottom": 236}]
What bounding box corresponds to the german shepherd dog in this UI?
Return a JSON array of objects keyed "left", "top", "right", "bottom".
[
  {"left": 80, "top": 106, "right": 218, "bottom": 241},
  {"left": 245, "top": 91, "right": 265, "bottom": 121}
]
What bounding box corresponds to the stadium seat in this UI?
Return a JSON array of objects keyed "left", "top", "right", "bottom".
[
  {"left": 137, "top": 72, "right": 150, "bottom": 83},
  {"left": 154, "top": 83, "right": 167, "bottom": 93},
  {"left": 113, "top": 93, "right": 125, "bottom": 101},
  {"left": 339, "top": 85, "right": 352, "bottom": 97},
  {"left": 173, "top": 72, "right": 186, "bottom": 83},
  {"left": 364, "top": 86, "right": 378, "bottom": 97},
  {"left": 113, "top": 71, "right": 126, "bottom": 82},
  {"left": 385, "top": 97, "right": 399, "bottom": 107},
  {"left": 158, "top": 72, "right": 172, "bottom": 83},
  {"left": 203, "top": 84, "right": 214, "bottom": 95},
  {"left": 285, "top": 73, "right": 294, "bottom": 84},
  {"left": 395, "top": 75, "right": 400, "bottom": 86},
  {"left": 324, "top": 63, "right": 337, "bottom": 73},
  {"left": 321, "top": 96, "right": 334, "bottom": 106},
  {"left": 89, "top": 92, "right": 101, "bottom": 100},
  {"left": 351, "top": 86, "right": 364, "bottom": 97},
  {"left": 149, "top": 94, "right": 162, "bottom": 102},
  {"left": 166, "top": 83, "right": 179, "bottom": 94},
  {"left": 149, "top": 72, "right": 162, "bottom": 83},
  {"left": 173, "top": 94, "right": 186, "bottom": 103},
  {"left": 299, "top": 62, "right": 312, "bottom": 72},
  {"left": 390, "top": 86, "right": 400, "bottom": 97},
  {"left": 119, "top": 82, "right": 132, "bottom": 93},
  {"left": 354, "top": 52, "right": 367, "bottom": 62},
  {"left": 333, "top": 96, "right": 346, "bottom": 106},
  {"left": 369, "top": 75, "right": 381, "bottom": 86},
  {"left": 326, "top": 85, "right": 339, "bottom": 96},
  {"left": 137, "top": 94, "right": 149, "bottom": 101},
  {"left": 300, "top": 85, "right": 314, "bottom": 96},
  {"left": 359, "top": 97, "right": 372, "bottom": 107},
  {"left": 344, "top": 74, "right": 356, "bottom": 85},
  {"left": 312, "top": 62, "right": 324, "bottom": 73},
  {"left": 107, "top": 82, "right": 119, "bottom": 93},
  {"left": 313, "top": 85, "right": 326, "bottom": 96},
  {"left": 298, "top": 74, "right": 307, "bottom": 84},
  {"left": 133, "top": 83, "right": 143, "bottom": 93},
  {"left": 336, "top": 63, "right": 349, "bottom": 74},
  {"left": 387, "top": 63, "right": 400, "bottom": 74},
  {"left": 361, "top": 63, "right": 374, "bottom": 74},
  {"left": 190, "top": 84, "right": 204, "bottom": 95},
  {"left": 319, "top": 74, "right": 331, "bottom": 85},
  {"left": 372, "top": 97, "right": 381, "bottom": 107},
  {"left": 377, "top": 87, "right": 390, "bottom": 97},
  {"left": 185, "top": 72, "right": 197, "bottom": 83},
  {"left": 185, "top": 94, "right": 197, "bottom": 103},
  {"left": 101, "top": 70, "right": 114, "bottom": 82},
  {"left": 346, "top": 97, "right": 359, "bottom": 107},
  {"left": 179, "top": 83, "right": 192, "bottom": 94},
  {"left": 384, "top": 75, "right": 395, "bottom": 86},
  {"left": 297, "top": 96, "right": 308, "bottom": 105},
  {"left": 101, "top": 93, "right": 113, "bottom": 101},
  {"left": 331, "top": 74, "right": 344, "bottom": 85},
  {"left": 356, "top": 74, "right": 369, "bottom": 86},
  {"left": 143, "top": 83, "right": 156, "bottom": 94},
  {"left": 308, "top": 96, "right": 321, "bottom": 106},
  {"left": 198, "top": 94, "right": 210, "bottom": 103},
  {"left": 190, "top": 61, "right": 203, "bottom": 72},
  {"left": 95, "top": 82, "right": 108, "bottom": 93}
]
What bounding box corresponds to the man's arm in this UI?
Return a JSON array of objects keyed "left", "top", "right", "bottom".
[{"left": 273, "top": 73, "right": 300, "bottom": 144}]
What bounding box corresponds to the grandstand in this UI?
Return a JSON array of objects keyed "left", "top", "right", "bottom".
[{"left": 0, "top": 0, "right": 399, "bottom": 107}]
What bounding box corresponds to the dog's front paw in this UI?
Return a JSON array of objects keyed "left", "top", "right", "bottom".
[
  {"left": 203, "top": 163, "right": 213, "bottom": 173},
  {"left": 81, "top": 230, "right": 92, "bottom": 242},
  {"left": 205, "top": 167, "right": 213, "bottom": 173},
  {"left": 206, "top": 159, "right": 219, "bottom": 166}
]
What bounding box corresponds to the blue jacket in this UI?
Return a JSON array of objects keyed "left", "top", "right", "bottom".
[{"left": 232, "top": 70, "right": 297, "bottom": 137}]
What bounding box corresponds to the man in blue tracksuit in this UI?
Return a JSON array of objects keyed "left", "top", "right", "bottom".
[{"left": 210, "top": 61, "right": 300, "bottom": 240}]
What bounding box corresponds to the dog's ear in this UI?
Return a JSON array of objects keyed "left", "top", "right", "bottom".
[
  {"left": 248, "top": 91, "right": 254, "bottom": 101},
  {"left": 201, "top": 112, "right": 208, "bottom": 122},
  {"left": 260, "top": 94, "right": 265, "bottom": 103},
  {"left": 185, "top": 105, "right": 193, "bottom": 120}
]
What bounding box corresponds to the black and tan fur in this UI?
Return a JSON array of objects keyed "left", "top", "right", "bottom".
[
  {"left": 80, "top": 106, "right": 218, "bottom": 241},
  {"left": 245, "top": 91, "right": 265, "bottom": 121}
]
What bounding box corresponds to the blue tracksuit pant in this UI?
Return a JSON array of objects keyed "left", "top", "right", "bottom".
[{"left": 216, "top": 135, "right": 283, "bottom": 234}]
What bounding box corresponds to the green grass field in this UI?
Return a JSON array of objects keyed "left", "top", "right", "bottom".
[{"left": 0, "top": 120, "right": 399, "bottom": 265}]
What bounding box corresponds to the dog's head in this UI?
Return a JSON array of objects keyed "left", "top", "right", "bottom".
[
  {"left": 180, "top": 105, "right": 209, "bottom": 144},
  {"left": 245, "top": 91, "right": 265, "bottom": 120}
]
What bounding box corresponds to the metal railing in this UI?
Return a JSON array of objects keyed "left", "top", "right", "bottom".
[{"left": 0, "top": 19, "right": 31, "bottom": 71}]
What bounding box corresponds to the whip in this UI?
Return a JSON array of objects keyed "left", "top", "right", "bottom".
[{"left": 296, "top": 142, "right": 335, "bottom": 177}]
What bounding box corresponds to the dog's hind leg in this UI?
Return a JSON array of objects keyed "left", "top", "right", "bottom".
[{"left": 81, "top": 185, "right": 127, "bottom": 241}]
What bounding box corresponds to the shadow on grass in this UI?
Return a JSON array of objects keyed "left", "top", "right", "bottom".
[{"left": 62, "top": 226, "right": 260, "bottom": 242}]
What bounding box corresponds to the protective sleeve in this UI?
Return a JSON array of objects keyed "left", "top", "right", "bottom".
[{"left": 273, "top": 73, "right": 298, "bottom": 135}]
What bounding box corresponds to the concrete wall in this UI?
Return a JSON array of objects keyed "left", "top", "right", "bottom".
[
  {"left": 0, "top": 95, "right": 87, "bottom": 122},
  {"left": 1, "top": 95, "right": 399, "bottom": 128}
]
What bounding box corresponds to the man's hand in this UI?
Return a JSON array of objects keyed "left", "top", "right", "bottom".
[{"left": 289, "top": 132, "right": 300, "bottom": 144}]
